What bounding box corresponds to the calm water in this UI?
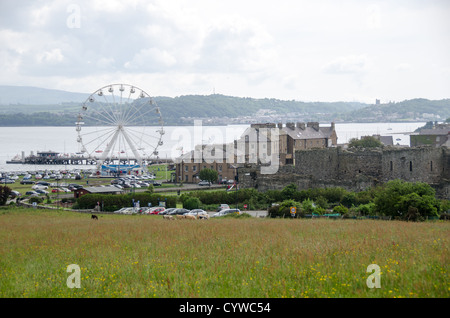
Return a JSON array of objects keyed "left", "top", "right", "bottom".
[{"left": 0, "top": 122, "right": 425, "bottom": 172}]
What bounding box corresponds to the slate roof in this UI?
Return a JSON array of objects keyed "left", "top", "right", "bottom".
[
  {"left": 418, "top": 129, "right": 450, "bottom": 136},
  {"left": 282, "top": 126, "right": 335, "bottom": 140}
]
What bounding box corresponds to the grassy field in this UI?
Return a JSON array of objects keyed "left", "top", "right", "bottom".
[{"left": 0, "top": 207, "right": 448, "bottom": 298}]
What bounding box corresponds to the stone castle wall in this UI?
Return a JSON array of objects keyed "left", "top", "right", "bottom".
[{"left": 239, "top": 146, "right": 450, "bottom": 199}]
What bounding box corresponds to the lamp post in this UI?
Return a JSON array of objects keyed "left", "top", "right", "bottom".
[{"left": 235, "top": 167, "right": 239, "bottom": 210}]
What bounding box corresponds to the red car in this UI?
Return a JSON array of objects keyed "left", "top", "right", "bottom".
[{"left": 148, "top": 207, "right": 165, "bottom": 215}]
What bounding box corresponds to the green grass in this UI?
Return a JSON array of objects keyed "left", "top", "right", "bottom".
[{"left": 0, "top": 207, "right": 448, "bottom": 298}]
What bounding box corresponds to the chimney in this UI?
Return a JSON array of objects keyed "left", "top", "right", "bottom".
[
  {"left": 277, "top": 123, "right": 283, "bottom": 129},
  {"left": 307, "top": 122, "right": 320, "bottom": 131},
  {"left": 297, "top": 122, "right": 306, "bottom": 130},
  {"left": 286, "top": 122, "right": 295, "bottom": 130},
  {"left": 331, "top": 122, "right": 335, "bottom": 131}
]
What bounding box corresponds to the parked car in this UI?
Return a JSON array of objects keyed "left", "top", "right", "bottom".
[
  {"left": 211, "top": 209, "right": 241, "bottom": 218},
  {"left": 9, "top": 190, "right": 21, "bottom": 198},
  {"left": 35, "top": 189, "right": 49, "bottom": 195},
  {"left": 147, "top": 207, "right": 166, "bottom": 215},
  {"left": 185, "top": 209, "right": 210, "bottom": 219},
  {"left": 36, "top": 181, "right": 50, "bottom": 186},
  {"left": 168, "top": 208, "right": 190, "bottom": 215},
  {"left": 159, "top": 208, "right": 176, "bottom": 215},
  {"left": 198, "top": 180, "right": 211, "bottom": 186},
  {"left": 113, "top": 207, "right": 135, "bottom": 214},
  {"left": 0, "top": 178, "right": 15, "bottom": 184},
  {"left": 20, "top": 179, "right": 35, "bottom": 185},
  {"left": 217, "top": 204, "right": 230, "bottom": 212},
  {"left": 25, "top": 191, "right": 39, "bottom": 196},
  {"left": 32, "top": 185, "right": 48, "bottom": 190}
]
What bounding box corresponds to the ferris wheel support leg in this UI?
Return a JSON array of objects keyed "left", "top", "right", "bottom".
[{"left": 120, "top": 128, "right": 143, "bottom": 168}]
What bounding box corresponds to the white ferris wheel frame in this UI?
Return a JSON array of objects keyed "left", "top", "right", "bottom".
[{"left": 75, "top": 83, "right": 164, "bottom": 171}]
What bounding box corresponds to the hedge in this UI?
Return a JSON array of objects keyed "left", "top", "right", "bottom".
[{"left": 75, "top": 193, "right": 177, "bottom": 212}]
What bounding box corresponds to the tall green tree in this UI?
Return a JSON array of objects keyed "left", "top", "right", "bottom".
[
  {"left": 374, "top": 180, "right": 440, "bottom": 220},
  {"left": 199, "top": 168, "right": 219, "bottom": 184}
]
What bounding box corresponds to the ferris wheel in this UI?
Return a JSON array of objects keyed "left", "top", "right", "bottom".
[{"left": 76, "top": 84, "right": 164, "bottom": 172}]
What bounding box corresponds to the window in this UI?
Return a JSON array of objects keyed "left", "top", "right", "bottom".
[
  {"left": 410, "top": 161, "right": 413, "bottom": 172},
  {"left": 430, "top": 161, "right": 433, "bottom": 172},
  {"left": 218, "top": 165, "right": 222, "bottom": 172},
  {"left": 390, "top": 161, "right": 393, "bottom": 171},
  {"left": 184, "top": 166, "right": 189, "bottom": 172},
  {"left": 193, "top": 166, "right": 197, "bottom": 172}
]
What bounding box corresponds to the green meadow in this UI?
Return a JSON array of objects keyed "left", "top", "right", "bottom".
[{"left": 0, "top": 208, "right": 448, "bottom": 298}]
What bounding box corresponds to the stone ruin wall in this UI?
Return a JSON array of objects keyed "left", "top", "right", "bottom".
[{"left": 239, "top": 146, "right": 450, "bottom": 199}]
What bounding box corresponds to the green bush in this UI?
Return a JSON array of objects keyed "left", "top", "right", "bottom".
[
  {"left": 357, "top": 202, "right": 376, "bottom": 216},
  {"left": 374, "top": 180, "right": 440, "bottom": 220},
  {"left": 183, "top": 197, "right": 202, "bottom": 210},
  {"left": 333, "top": 204, "right": 348, "bottom": 215},
  {"left": 29, "top": 197, "right": 44, "bottom": 204}
]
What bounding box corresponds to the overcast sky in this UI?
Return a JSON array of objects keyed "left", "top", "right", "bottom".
[{"left": 1, "top": 0, "right": 449, "bottom": 103}]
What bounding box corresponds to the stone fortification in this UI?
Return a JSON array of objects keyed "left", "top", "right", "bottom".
[{"left": 239, "top": 146, "right": 450, "bottom": 199}]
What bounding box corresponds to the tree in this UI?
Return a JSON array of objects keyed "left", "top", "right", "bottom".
[
  {"left": 348, "top": 136, "right": 383, "bottom": 148},
  {"left": 281, "top": 183, "right": 298, "bottom": 200},
  {"left": 0, "top": 185, "right": 12, "bottom": 206},
  {"left": 199, "top": 168, "right": 218, "bottom": 185}
]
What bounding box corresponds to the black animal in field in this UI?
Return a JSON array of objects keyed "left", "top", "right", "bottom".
[{"left": 91, "top": 214, "right": 98, "bottom": 220}]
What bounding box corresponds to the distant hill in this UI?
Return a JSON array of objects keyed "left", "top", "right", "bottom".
[
  {"left": 342, "top": 98, "right": 450, "bottom": 122},
  {"left": 0, "top": 85, "right": 89, "bottom": 105},
  {"left": 0, "top": 85, "right": 448, "bottom": 126}
]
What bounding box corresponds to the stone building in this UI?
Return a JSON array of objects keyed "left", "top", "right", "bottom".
[
  {"left": 279, "top": 122, "right": 337, "bottom": 165},
  {"left": 410, "top": 124, "right": 450, "bottom": 148},
  {"left": 175, "top": 143, "right": 239, "bottom": 183}
]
